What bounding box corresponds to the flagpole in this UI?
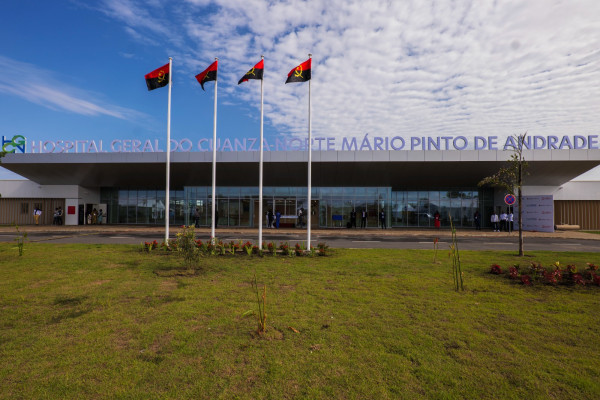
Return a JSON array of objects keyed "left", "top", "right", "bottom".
[
  {"left": 258, "top": 55, "right": 265, "bottom": 249},
  {"left": 307, "top": 53, "right": 312, "bottom": 249},
  {"left": 165, "top": 57, "right": 172, "bottom": 244},
  {"left": 211, "top": 57, "right": 218, "bottom": 243}
]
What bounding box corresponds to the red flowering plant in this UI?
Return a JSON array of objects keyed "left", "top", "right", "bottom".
[
  {"left": 279, "top": 242, "right": 294, "bottom": 256},
  {"left": 543, "top": 270, "right": 558, "bottom": 284},
  {"left": 509, "top": 266, "right": 520, "bottom": 279},
  {"left": 317, "top": 242, "right": 330, "bottom": 256},
  {"left": 243, "top": 241, "right": 253, "bottom": 256},
  {"left": 206, "top": 242, "right": 215, "bottom": 255},
  {"left": 585, "top": 263, "right": 598, "bottom": 280},
  {"left": 592, "top": 274, "right": 600, "bottom": 286},
  {"left": 566, "top": 264, "right": 577, "bottom": 274},
  {"left": 161, "top": 239, "right": 177, "bottom": 251},
  {"left": 266, "top": 242, "right": 276, "bottom": 255},
  {"left": 552, "top": 267, "right": 563, "bottom": 282},
  {"left": 572, "top": 273, "right": 586, "bottom": 286},
  {"left": 520, "top": 274, "right": 532, "bottom": 286},
  {"left": 586, "top": 262, "right": 598, "bottom": 271},
  {"left": 528, "top": 262, "right": 546, "bottom": 281},
  {"left": 490, "top": 264, "right": 503, "bottom": 275},
  {"left": 142, "top": 240, "right": 159, "bottom": 252}
]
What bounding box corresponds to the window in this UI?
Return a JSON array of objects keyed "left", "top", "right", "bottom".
[{"left": 21, "top": 203, "right": 29, "bottom": 214}]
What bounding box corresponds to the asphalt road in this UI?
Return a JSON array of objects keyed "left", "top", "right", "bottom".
[{"left": 2, "top": 230, "right": 599, "bottom": 252}]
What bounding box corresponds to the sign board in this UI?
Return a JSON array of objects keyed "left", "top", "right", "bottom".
[
  {"left": 504, "top": 194, "right": 516, "bottom": 205},
  {"left": 518, "top": 195, "right": 554, "bottom": 232}
]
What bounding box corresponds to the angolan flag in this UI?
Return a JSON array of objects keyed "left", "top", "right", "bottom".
[
  {"left": 144, "top": 63, "right": 170, "bottom": 91},
  {"left": 195, "top": 60, "right": 218, "bottom": 90},
  {"left": 285, "top": 58, "right": 311, "bottom": 84},
  {"left": 238, "top": 59, "right": 264, "bottom": 84}
]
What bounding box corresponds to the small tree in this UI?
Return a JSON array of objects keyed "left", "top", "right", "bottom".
[{"left": 478, "top": 132, "right": 528, "bottom": 256}]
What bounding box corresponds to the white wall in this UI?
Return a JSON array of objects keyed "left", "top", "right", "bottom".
[
  {"left": 0, "top": 180, "right": 80, "bottom": 198},
  {"left": 0, "top": 180, "right": 102, "bottom": 225},
  {"left": 553, "top": 181, "right": 600, "bottom": 200}
]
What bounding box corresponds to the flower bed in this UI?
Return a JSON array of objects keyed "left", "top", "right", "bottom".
[
  {"left": 141, "top": 226, "right": 327, "bottom": 257},
  {"left": 489, "top": 261, "right": 600, "bottom": 287}
]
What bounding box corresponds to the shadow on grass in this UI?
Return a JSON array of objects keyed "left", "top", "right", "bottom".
[
  {"left": 49, "top": 308, "right": 93, "bottom": 324},
  {"left": 153, "top": 265, "right": 204, "bottom": 277},
  {"left": 50, "top": 295, "right": 92, "bottom": 324}
]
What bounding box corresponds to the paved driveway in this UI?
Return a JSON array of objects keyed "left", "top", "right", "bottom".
[{"left": 1, "top": 226, "right": 599, "bottom": 252}]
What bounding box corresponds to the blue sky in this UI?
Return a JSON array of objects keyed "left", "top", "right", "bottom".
[{"left": 1, "top": 0, "right": 600, "bottom": 179}]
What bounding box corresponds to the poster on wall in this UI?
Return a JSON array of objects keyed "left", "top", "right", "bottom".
[{"left": 518, "top": 195, "right": 554, "bottom": 232}]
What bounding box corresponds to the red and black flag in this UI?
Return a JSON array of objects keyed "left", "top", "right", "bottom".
[
  {"left": 285, "top": 58, "right": 311, "bottom": 84},
  {"left": 195, "top": 60, "right": 218, "bottom": 91},
  {"left": 144, "top": 63, "right": 170, "bottom": 91},
  {"left": 238, "top": 59, "right": 264, "bottom": 85}
]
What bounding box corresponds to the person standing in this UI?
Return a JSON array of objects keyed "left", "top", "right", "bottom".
[
  {"left": 97, "top": 209, "right": 103, "bottom": 225},
  {"left": 34, "top": 208, "right": 42, "bottom": 225},
  {"left": 275, "top": 210, "right": 281, "bottom": 229},
  {"left": 361, "top": 209, "right": 367, "bottom": 228},
  {"left": 297, "top": 207, "right": 304, "bottom": 228},
  {"left": 379, "top": 210, "right": 386, "bottom": 229},
  {"left": 194, "top": 208, "right": 200, "bottom": 228},
  {"left": 491, "top": 211, "right": 499, "bottom": 232},
  {"left": 474, "top": 211, "right": 481, "bottom": 230},
  {"left": 350, "top": 209, "right": 357, "bottom": 228},
  {"left": 267, "top": 209, "right": 274, "bottom": 228},
  {"left": 500, "top": 210, "right": 508, "bottom": 232},
  {"left": 508, "top": 210, "right": 514, "bottom": 233}
]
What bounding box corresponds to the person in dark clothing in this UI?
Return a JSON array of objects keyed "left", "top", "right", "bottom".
[
  {"left": 474, "top": 210, "right": 481, "bottom": 230},
  {"left": 350, "top": 209, "right": 357, "bottom": 228},
  {"left": 379, "top": 210, "right": 386, "bottom": 229},
  {"left": 275, "top": 210, "right": 281, "bottom": 229},
  {"left": 361, "top": 209, "right": 367, "bottom": 228},
  {"left": 194, "top": 208, "right": 200, "bottom": 228},
  {"left": 267, "top": 210, "right": 274, "bottom": 228}
]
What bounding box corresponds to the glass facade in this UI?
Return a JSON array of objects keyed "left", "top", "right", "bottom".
[{"left": 101, "top": 186, "right": 493, "bottom": 228}]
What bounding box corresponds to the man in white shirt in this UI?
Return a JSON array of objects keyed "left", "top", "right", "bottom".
[
  {"left": 491, "top": 212, "right": 499, "bottom": 232},
  {"left": 500, "top": 211, "right": 508, "bottom": 232}
]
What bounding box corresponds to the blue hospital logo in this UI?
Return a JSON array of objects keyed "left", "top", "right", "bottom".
[{"left": 2, "top": 135, "right": 26, "bottom": 153}]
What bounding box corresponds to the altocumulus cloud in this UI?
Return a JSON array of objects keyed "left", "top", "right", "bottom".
[{"left": 104, "top": 0, "right": 599, "bottom": 142}]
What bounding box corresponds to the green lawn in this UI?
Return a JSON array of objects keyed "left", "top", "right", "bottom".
[{"left": 0, "top": 243, "right": 599, "bottom": 399}]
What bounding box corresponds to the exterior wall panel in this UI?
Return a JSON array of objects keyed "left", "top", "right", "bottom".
[
  {"left": 0, "top": 198, "right": 65, "bottom": 225},
  {"left": 554, "top": 200, "right": 600, "bottom": 230}
]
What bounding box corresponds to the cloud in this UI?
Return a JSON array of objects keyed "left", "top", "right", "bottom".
[
  {"left": 98, "top": 0, "right": 600, "bottom": 141},
  {"left": 0, "top": 56, "right": 144, "bottom": 120}
]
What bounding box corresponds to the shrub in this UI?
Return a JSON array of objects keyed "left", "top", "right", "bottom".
[
  {"left": 490, "top": 264, "right": 503, "bottom": 274},
  {"left": 520, "top": 275, "right": 532, "bottom": 286},
  {"left": 175, "top": 225, "right": 199, "bottom": 266},
  {"left": 509, "top": 266, "right": 519, "bottom": 279},
  {"left": 572, "top": 273, "right": 585, "bottom": 286},
  {"left": 243, "top": 241, "right": 253, "bottom": 256},
  {"left": 317, "top": 242, "right": 329, "bottom": 256}
]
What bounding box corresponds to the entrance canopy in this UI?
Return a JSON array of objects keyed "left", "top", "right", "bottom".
[{"left": 4, "top": 149, "right": 599, "bottom": 189}]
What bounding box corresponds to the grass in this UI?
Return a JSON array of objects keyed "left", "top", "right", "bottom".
[{"left": 0, "top": 243, "right": 599, "bottom": 399}]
